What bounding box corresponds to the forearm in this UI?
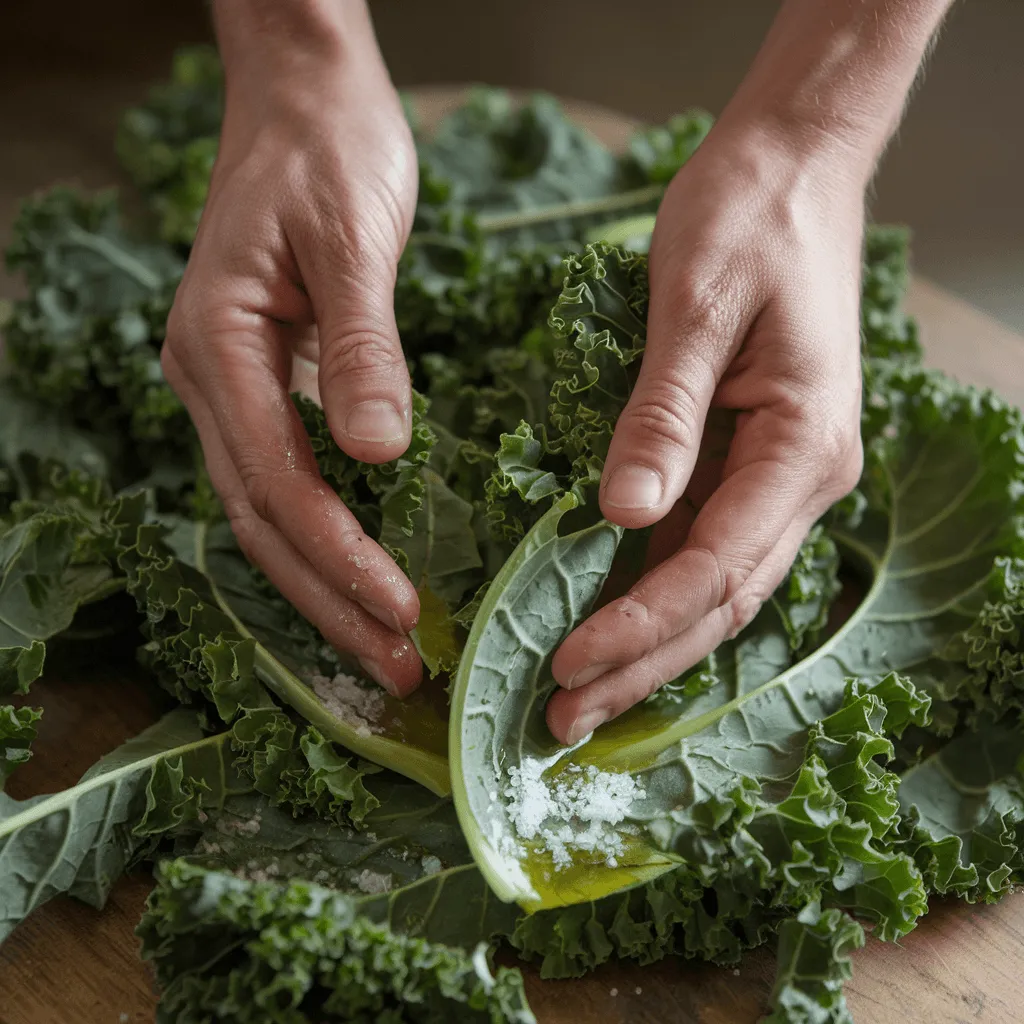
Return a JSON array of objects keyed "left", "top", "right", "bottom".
[{"left": 723, "top": 0, "right": 956, "bottom": 184}]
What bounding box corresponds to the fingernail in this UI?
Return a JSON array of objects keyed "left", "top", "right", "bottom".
[
  {"left": 359, "top": 657, "right": 400, "bottom": 697},
  {"left": 346, "top": 400, "right": 406, "bottom": 444},
  {"left": 361, "top": 599, "right": 405, "bottom": 634},
  {"left": 566, "top": 708, "right": 611, "bottom": 745},
  {"left": 566, "top": 662, "right": 615, "bottom": 689},
  {"left": 603, "top": 464, "right": 664, "bottom": 510}
]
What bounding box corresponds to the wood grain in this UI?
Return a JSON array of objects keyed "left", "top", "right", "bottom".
[{"left": 2, "top": 88, "right": 1023, "bottom": 1024}]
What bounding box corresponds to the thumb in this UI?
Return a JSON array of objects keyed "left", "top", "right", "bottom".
[
  {"left": 600, "top": 272, "right": 745, "bottom": 528},
  {"left": 297, "top": 212, "right": 412, "bottom": 465}
]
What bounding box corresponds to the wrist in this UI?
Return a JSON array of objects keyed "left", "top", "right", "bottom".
[
  {"left": 719, "top": 0, "right": 954, "bottom": 187},
  {"left": 214, "top": 0, "right": 385, "bottom": 96},
  {"left": 695, "top": 117, "right": 869, "bottom": 225},
  {"left": 713, "top": 101, "right": 875, "bottom": 199}
]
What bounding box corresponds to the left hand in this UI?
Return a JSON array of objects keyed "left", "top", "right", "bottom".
[{"left": 547, "top": 123, "right": 866, "bottom": 745}]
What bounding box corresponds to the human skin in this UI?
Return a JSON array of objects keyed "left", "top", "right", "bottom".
[{"left": 162, "top": 0, "right": 956, "bottom": 738}]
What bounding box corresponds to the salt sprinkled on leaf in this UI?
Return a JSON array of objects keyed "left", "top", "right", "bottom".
[
  {"left": 311, "top": 672, "right": 385, "bottom": 736},
  {"left": 504, "top": 758, "right": 644, "bottom": 870},
  {"left": 353, "top": 868, "right": 393, "bottom": 894},
  {"left": 420, "top": 854, "right": 443, "bottom": 876},
  {"left": 215, "top": 809, "right": 262, "bottom": 837}
]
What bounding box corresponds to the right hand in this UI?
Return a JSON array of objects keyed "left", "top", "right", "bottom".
[{"left": 162, "top": 7, "right": 423, "bottom": 697}]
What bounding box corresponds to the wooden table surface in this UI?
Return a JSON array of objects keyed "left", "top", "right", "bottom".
[{"left": 2, "top": 89, "right": 1023, "bottom": 1024}]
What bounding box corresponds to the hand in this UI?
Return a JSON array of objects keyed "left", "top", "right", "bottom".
[
  {"left": 161, "top": 10, "right": 423, "bottom": 697},
  {"left": 547, "top": 124, "right": 866, "bottom": 744}
]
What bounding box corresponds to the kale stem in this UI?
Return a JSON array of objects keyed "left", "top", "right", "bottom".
[
  {"left": 405, "top": 183, "right": 666, "bottom": 246},
  {"left": 64, "top": 224, "right": 163, "bottom": 290},
  {"left": 474, "top": 183, "right": 665, "bottom": 234}
]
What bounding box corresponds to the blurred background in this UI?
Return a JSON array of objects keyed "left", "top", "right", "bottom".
[{"left": 1, "top": 0, "right": 1021, "bottom": 330}]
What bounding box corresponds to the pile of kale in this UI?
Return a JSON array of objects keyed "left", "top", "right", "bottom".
[{"left": 2, "top": 47, "right": 1022, "bottom": 1024}]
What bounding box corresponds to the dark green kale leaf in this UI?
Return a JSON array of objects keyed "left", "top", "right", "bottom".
[
  {"left": 0, "top": 479, "right": 134, "bottom": 695},
  {"left": 861, "top": 225, "right": 922, "bottom": 364},
  {"left": 772, "top": 523, "right": 843, "bottom": 654},
  {"left": 0, "top": 704, "right": 41, "bottom": 786},
  {"left": 0, "top": 709, "right": 239, "bottom": 943},
  {"left": 619, "top": 110, "right": 715, "bottom": 185},
  {"left": 765, "top": 904, "right": 863, "bottom": 1024},
  {"left": 117, "top": 45, "right": 224, "bottom": 245},
  {"left": 0, "top": 378, "right": 120, "bottom": 513},
  {"left": 295, "top": 390, "right": 438, "bottom": 538},
  {"left": 142, "top": 783, "right": 532, "bottom": 1024},
  {"left": 2, "top": 187, "right": 188, "bottom": 449},
  {"left": 117, "top": 501, "right": 450, "bottom": 798},
  {"left": 141, "top": 858, "right": 535, "bottom": 1024}
]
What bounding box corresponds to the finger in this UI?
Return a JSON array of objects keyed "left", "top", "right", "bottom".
[
  {"left": 598, "top": 258, "right": 750, "bottom": 530},
  {"left": 554, "top": 408, "right": 844, "bottom": 689},
  {"left": 163, "top": 348, "right": 422, "bottom": 697},
  {"left": 289, "top": 352, "right": 321, "bottom": 404},
  {"left": 292, "top": 190, "right": 413, "bottom": 465},
  {"left": 161, "top": 328, "right": 420, "bottom": 636},
  {"left": 546, "top": 513, "right": 815, "bottom": 744}
]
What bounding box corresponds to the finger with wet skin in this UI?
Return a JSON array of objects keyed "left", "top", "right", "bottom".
[
  {"left": 162, "top": 347, "right": 423, "bottom": 696},
  {"left": 546, "top": 511, "right": 820, "bottom": 744},
  {"left": 167, "top": 319, "right": 420, "bottom": 634},
  {"left": 553, "top": 435, "right": 823, "bottom": 691}
]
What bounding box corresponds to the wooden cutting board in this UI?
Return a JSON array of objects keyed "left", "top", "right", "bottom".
[{"left": 2, "top": 88, "right": 1023, "bottom": 1024}]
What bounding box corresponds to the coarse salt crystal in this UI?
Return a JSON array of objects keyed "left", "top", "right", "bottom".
[{"left": 503, "top": 759, "right": 644, "bottom": 872}]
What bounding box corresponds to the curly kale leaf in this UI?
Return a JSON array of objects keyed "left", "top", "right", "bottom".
[
  {"left": 141, "top": 859, "right": 534, "bottom": 1024},
  {"left": 117, "top": 45, "right": 224, "bottom": 245},
  {"left": 2, "top": 187, "right": 188, "bottom": 449},
  {"left": 0, "top": 709, "right": 238, "bottom": 943},
  {"left": 0, "top": 481, "right": 134, "bottom": 695},
  {"left": 766, "top": 904, "right": 863, "bottom": 1024},
  {"left": 141, "top": 785, "right": 532, "bottom": 1024},
  {"left": 116, "top": 502, "right": 450, "bottom": 797},
  {"left": 861, "top": 225, "right": 922, "bottom": 364}
]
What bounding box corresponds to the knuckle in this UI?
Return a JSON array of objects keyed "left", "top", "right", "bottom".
[
  {"left": 687, "top": 544, "right": 762, "bottom": 609},
  {"left": 305, "top": 176, "right": 406, "bottom": 279},
  {"left": 831, "top": 441, "right": 864, "bottom": 497},
  {"left": 687, "top": 545, "right": 731, "bottom": 606},
  {"left": 663, "top": 268, "right": 734, "bottom": 342},
  {"left": 322, "top": 211, "right": 377, "bottom": 270},
  {"left": 237, "top": 463, "right": 277, "bottom": 523},
  {"left": 235, "top": 456, "right": 312, "bottom": 524},
  {"left": 724, "top": 586, "right": 767, "bottom": 640},
  {"left": 639, "top": 663, "right": 680, "bottom": 705},
  {"left": 319, "top": 327, "right": 402, "bottom": 382},
  {"left": 224, "top": 500, "right": 265, "bottom": 563},
  {"left": 611, "top": 594, "right": 665, "bottom": 648},
  {"left": 812, "top": 418, "right": 864, "bottom": 497},
  {"left": 164, "top": 286, "right": 210, "bottom": 351},
  {"left": 625, "top": 375, "right": 705, "bottom": 454},
  {"left": 159, "top": 342, "right": 182, "bottom": 393}
]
